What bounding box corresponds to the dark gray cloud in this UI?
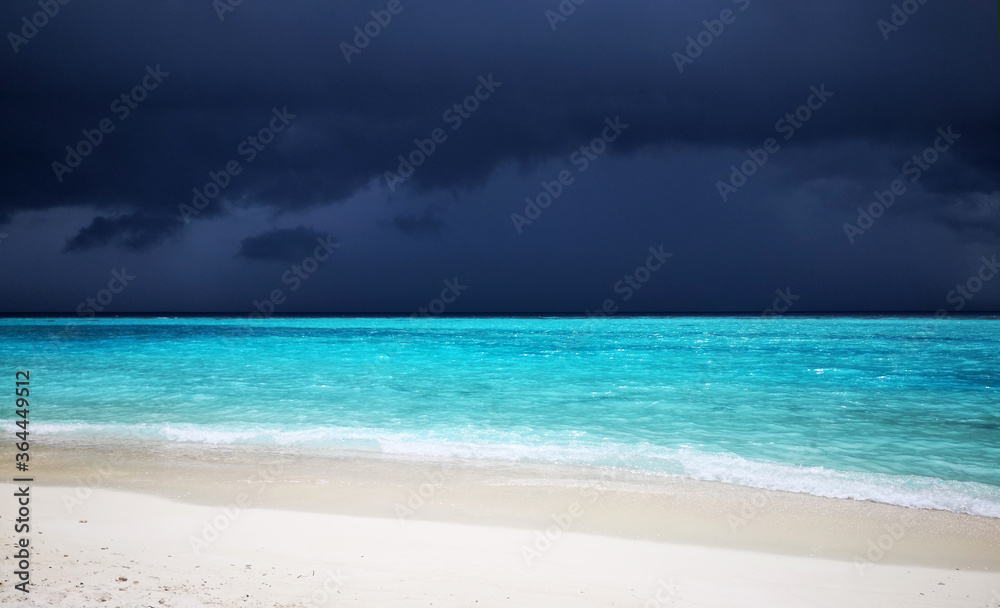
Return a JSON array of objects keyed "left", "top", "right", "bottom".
[
  {"left": 2, "top": 1, "right": 997, "bottom": 236},
  {"left": 64, "top": 213, "right": 183, "bottom": 252},
  {"left": 0, "top": 0, "right": 998, "bottom": 312}
]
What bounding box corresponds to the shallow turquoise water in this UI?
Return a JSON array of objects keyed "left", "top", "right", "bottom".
[{"left": 2, "top": 316, "right": 999, "bottom": 516}]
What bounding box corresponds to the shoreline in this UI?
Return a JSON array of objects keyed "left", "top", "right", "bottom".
[
  {"left": 1, "top": 441, "right": 999, "bottom": 606},
  {"left": 12, "top": 440, "right": 1000, "bottom": 568},
  {"left": 18, "top": 426, "right": 1000, "bottom": 516}
]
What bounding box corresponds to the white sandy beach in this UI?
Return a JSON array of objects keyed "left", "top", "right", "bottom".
[{"left": 1, "top": 444, "right": 998, "bottom": 607}]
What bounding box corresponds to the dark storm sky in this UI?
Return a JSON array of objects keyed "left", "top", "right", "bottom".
[{"left": 1, "top": 0, "right": 998, "bottom": 314}]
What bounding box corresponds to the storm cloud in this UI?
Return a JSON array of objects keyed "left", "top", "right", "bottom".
[{"left": 1, "top": 0, "right": 998, "bottom": 313}]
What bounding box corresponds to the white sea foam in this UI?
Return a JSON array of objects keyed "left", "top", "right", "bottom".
[{"left": 20, "top": 421, "right": 1000, "bottom": 518}]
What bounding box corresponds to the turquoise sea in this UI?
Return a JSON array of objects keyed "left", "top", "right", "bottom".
[{"left": 2, "top": 316, "right": 999, "bottom": 517}]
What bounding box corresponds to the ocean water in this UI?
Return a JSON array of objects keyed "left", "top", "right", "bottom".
[{"left": 2, "top": 316, "right": 999, "bottom": 517}]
